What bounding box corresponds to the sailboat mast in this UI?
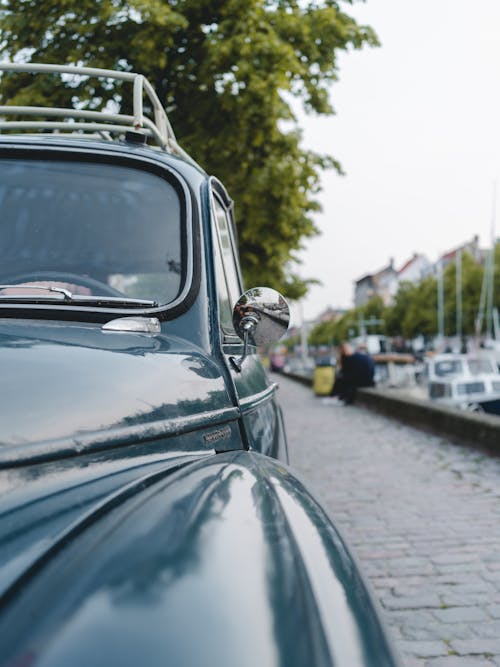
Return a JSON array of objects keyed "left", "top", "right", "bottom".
[
  {"left": 437, "top": 258, "right": 445, "bottom": 349},
  {"left": 486, "top": 182, "right": 497, "bottom": 340},
  {"left": 476, "top": 183, "right": 497, "bottom": 340},
  {"left": 456, "top": 248, "right": 462, "bottom": 342}
]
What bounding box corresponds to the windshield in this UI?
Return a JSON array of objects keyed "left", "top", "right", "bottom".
[
  {"left": 467, "top": 359, "right": 495, "bottom": 375},
  {"left": 434, "top": 360, "right": 463, "bottom": 377},
  {"left": 0, "top": 158, "right": 183, "bottom": 306}
]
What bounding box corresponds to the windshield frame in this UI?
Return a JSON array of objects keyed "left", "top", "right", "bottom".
[{"left": 0, "top": 144, "right": 200, "bottom": 322}]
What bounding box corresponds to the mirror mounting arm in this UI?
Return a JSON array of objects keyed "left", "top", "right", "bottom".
[
  {"left": 229, "top": 314, "right": 259, "bottom": 372},
  {"left": 229, "top": 287, "right": 290, "bottom": 373}
]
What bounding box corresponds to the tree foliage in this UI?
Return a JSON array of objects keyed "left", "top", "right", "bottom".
[
  {"left": 0, "top": 0, "right": 378, "bottom": 299},
  {"left": 308, "top": 295, "right": 385, "bottom": 345}
]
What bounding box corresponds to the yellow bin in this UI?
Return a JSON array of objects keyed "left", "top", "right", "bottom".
[{"left": 313, "top": 365, "right": 335, "bottom": 396}]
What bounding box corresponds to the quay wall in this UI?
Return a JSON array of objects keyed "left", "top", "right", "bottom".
[{"left": 282, "top": 372, "right": 500, "bottom": 452}]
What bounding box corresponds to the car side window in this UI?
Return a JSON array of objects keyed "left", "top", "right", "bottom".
[{"left": 211, "top": 193, "right": 242, "bottom": 336}]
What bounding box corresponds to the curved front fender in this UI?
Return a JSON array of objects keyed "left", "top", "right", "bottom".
[{"left": 0, "top": 451, "right": 398, "bottom": 667}]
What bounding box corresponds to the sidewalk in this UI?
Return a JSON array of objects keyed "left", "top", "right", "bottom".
[{"left": 277, "top": 374, "right": 500, "bottom": 667}]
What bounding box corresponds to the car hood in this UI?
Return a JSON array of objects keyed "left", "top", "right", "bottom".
[
  {"left": 0, "top": 319, "right": 235, "bottom": 455},
  {"left": 0, "top": 451, "right": 398, "bottom": 667}
]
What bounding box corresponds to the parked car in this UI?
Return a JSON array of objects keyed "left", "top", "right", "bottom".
[
  {"left": 269, "top": 345, "right": 287, "bottom": 372},
  {"left": 0, "top": 63, "right": 399, "bottom": 667}
]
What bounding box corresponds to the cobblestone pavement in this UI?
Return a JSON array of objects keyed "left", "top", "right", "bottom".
[{"left": 277, "top": 375, "right": 500, "bottom": 667}]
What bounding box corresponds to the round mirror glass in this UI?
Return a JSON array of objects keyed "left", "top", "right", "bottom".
[{"left": 232, "top": 287, "right": 290, "bottom": 347}]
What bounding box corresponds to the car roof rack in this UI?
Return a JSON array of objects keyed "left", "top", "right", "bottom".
[{"left": 0, "top": 62, "right": 195, "bottom": 162}]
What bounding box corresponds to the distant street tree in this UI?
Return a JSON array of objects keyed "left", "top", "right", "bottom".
[
  {"left": 400, "top": 276, "right": 438, "bottom": 339},
  {"left": 381, "top": 251, "right": 486, "bottom": 340},
  {"left": 0, "top": 0, "right": 378, "bottom": 299},
  {"left": 308, "top": 318, "right": 337, "bottom": 347},
  {"left": 308, "top": 295, "right": 385, "bottom": 345},
  {"left": 383, "top": 281, "right": 416, "bottom": 338}
]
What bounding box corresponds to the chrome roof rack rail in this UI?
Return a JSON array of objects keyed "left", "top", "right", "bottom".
[{"left": 0, "top": 62, "right": 193, "bottom": 160}]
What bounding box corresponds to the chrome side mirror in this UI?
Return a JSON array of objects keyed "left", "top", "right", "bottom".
[{"left": 230, "top": 287, "right": 290, "bottom": 372}]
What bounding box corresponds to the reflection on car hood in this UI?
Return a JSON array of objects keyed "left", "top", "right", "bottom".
[
  {"left": 0, "top": 320, "right": 234, "bottom": 452},
  {"left": 0, "top": 451, "right": 398, "bottom": 667}
]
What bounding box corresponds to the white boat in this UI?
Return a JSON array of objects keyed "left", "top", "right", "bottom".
[{"left": 425, "top": 353, "right": 500, "bottom": 415}]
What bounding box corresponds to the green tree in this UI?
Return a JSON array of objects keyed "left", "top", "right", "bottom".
[
  {"left": 384, "top": 281, "right": 416, "bottom": 337},
  {"left": 402, "top": 276, "right": 438, "bottom": 338},
  {"left": 384, "top": 254, "right": 482, "bottom": 340},
  {"left": 330, "top": 310, "right": 354, "bottom": 342},
  {"left": 382, "top": 277, "right": 438, "bottom": 340},
  {"left": 362, "top": 295, "right": 385, "bottom": 323},
  {"left": 308, "top": 296, "right": 386, "bottom": 346},
  {"left": 308, "top": 318, "right": 336, "bottom": 347},
  {"left": 0, "top": 0, "right": 378, "bottom": 299}
]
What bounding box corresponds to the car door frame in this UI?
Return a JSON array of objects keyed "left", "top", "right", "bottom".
[{"left": 208, "top": 177, "right": 289, "bottom": 462}]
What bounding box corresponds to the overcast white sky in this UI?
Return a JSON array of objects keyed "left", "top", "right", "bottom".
[{"left": 295, "top": 0, "right": 500, "bottom": 321}]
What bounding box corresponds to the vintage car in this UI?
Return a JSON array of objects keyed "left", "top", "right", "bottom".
[{"left": 0, "top": 63, "right": 399, "bottom": 666}]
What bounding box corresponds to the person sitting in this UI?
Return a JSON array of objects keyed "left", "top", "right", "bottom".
[{"left": 331, "top": 342, "right": 375, "bottom": 404}]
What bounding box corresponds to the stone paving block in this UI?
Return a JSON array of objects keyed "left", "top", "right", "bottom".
[
  {"left": 433, "top": 574, "right": 490, "bottom": 587},
  {"left": 395, "top": 639, "right": 449, "bottom": 658},
  {"left": 431, "top": 553, "right": 482, "bottom": 566},
  {"left": 433, "top": 607, "right": 489, "bottom": 623},
  {"left": 486, "top": 605, "right": 500, "bottom": 619},
  {"left": 356, "top": 548, "right": 409, "bottom": 560},
  {"left": 400, "top": 625, "right": 444, "bottom": 642},
  {"left": 436, "top": 563, "right": 486, "bottom": 575},
  {"left": 426, "top": 658, "right": 496, "bottom": 667},
  {"left": 362, "top": 561, "right": 390, "bottom": 576},
  {"left": 438, "top": 581, "right": 494, "bottom": 594},
  {"left": 388, "top": 564, "right": 438, "bottom": 577},
  {"left": 450, "top": 639, "right": 500, "bottom": 655},
  {"left": 374, "top": 587, "right": 393, "bottom": 601},
  {"left": 440, "top": 592, "right": 492, "bottom": 607},
  {"left": 371, "top": 576, "right": 405, "bottom": 589},
  {"left": 381, "top": 595, "right": 443, "bottom": 610},
  {"left": 485, "top": 552, "right": 500, "bottom": 563},
  {"left": 393, "top": 586, "right": 440, "bottom": 599},
  {"left": 401, "top": 657, "right": 423, "bottom": 667},
  {"left": 400, "top": 623, "right": 475, "bottom": 642},
  {"left": 388, "top": 610, "right": 444, "bottom": 628},
  {"left": 472, "top": 621, "right": 500, "bottom": 639}
]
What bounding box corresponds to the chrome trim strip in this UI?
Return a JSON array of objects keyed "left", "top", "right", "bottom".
[
  {"left": 239, "top": 383, "right": 278, "bottom": 412},
  {"left": 0, "top": 406, "right": 240, "bottom": 467}
]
